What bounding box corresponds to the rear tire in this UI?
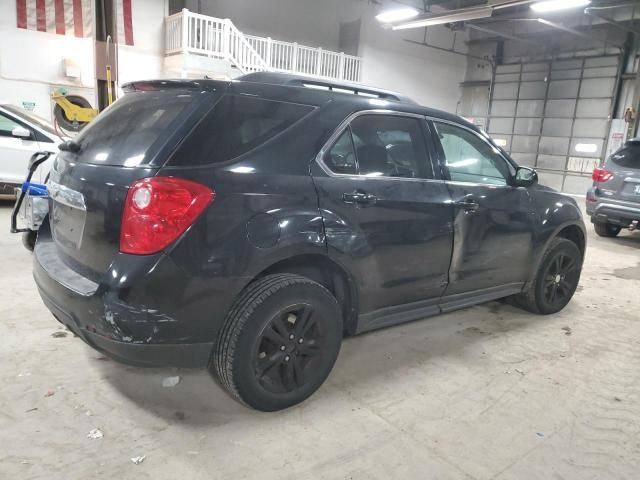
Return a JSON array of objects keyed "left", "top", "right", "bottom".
[
  {"left": 512, "top": 238, "right": 582, "bottom": 315},
  {"left": 212, "top": 274, "right": 342, "bottom": 411},
  {"left": 594, "top": 222, "right": 621, "bottom": 237}
]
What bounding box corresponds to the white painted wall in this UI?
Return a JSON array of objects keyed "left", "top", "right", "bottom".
[
  {"left": 117, "top": 0, "right": 169, "bottom": 85},
  {"left": 0, "top": 0, "right": 94, "bottom": 120},
  {"left": 0, "top": 0, "right": 468, "bottom": 119},
  {"left": 356, "top": 8, "right": 468, "bottom": 112},
  {"left": 188, "top": 0, "right": 468, "bottom": 112}
]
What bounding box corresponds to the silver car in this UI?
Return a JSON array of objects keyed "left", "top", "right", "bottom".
[{"left": 587, "top": 138, "right": 640, "bottom": 237}]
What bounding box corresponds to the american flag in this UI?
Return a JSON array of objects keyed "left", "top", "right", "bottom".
[{"left": 16, "top": 0, "right": 134, "bottom": 46}]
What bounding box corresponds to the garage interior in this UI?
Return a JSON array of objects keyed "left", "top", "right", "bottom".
[{"left": 2, "top": 0, "right": 640, "bottom": 479}]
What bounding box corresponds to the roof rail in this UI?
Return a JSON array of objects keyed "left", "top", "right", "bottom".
[{"left": 237, "top": 72, "right": 416, "bottom": 104}]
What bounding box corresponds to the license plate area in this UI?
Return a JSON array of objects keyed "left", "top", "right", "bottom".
[{"left": 49, "top": 181, "right": 87, "bottom": 250}]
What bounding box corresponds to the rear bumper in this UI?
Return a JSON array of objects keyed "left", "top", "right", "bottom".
[
  {"left": 587, "top": 197, "right": 640, "bottom": 227},
  {"left": 37, "top": 284, "right": 213, "bottom": 367},
  {"left": 33, "top": 222, "right": 217, "bottom": 368}
]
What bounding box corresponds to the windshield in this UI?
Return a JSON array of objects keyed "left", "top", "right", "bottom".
[{"left": 2, "top": 104, "right": 58, "bottom": 137}]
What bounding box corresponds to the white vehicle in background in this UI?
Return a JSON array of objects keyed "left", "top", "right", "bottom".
[{"left": 0, "top": 105, "right": 66, "bottom": 198}]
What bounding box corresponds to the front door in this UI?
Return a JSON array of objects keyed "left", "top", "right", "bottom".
[
  {"left": 430, "top": 120, "right": 534, "bottom": 297},
  {"left": 0, "top": 112, "right": 42, "bottom": 186},
  {"left": 311, "top": 112, "right": 453, "bottom": 324}
]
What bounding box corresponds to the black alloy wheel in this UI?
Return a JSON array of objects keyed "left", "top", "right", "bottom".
[
  {"left": 254, "top": 303, "right": 325, "bottom": 394},
  {"left": 214, "top": 274, "right": 342, "bottom": 411},
  {"left": 542, "top": 252, "right": 579, "bottom": 310},
  {"left": 512, "top": 237, "right": 582, "bottom": 315}
]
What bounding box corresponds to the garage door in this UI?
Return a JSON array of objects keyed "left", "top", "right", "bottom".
[{"left": 487, "top": 56, "right": 620, "bottom": 194}]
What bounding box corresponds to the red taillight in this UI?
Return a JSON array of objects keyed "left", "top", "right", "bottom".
[
  {"left": 592, "top": 167, "right": 613, "bottom": 183},
  {"left": 120, "top": 177, "right": 214, "bottom": 255}
]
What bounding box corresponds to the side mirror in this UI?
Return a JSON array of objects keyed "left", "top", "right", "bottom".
[
  {"left": 11, "top": 126, "right": 32, "bottom": 139},
  {"left": 514, "top": 166, "right": 538, "bottom": 187}
]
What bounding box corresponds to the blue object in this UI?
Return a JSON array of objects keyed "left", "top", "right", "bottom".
[{"left": 21, "top": 182, "right": 48, "bottom": 196}]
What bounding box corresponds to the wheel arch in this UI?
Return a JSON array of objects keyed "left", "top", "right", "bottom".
[
  {"left": 255, "top": 254, "right": 359, "bottom": 336},
  {"left": 525, "top": 220, "right": 586, "bottom": 289}
]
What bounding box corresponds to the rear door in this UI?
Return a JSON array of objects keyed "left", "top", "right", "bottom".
[
  {"left": 430, "top": 119, "right": 534, "bottom": 298},
  {"left": 311, "top": 111, "right": 453, "bottom": 322}
]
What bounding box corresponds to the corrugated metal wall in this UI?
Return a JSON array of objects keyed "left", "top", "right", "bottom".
[{"left": 486, "top": 56, "right": 620, "bottom": 194}]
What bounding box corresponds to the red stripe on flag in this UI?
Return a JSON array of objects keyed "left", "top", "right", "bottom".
[
  {"left": 123, "top": 0, "right": 134, "bottom": 46},
  {"left": 73, "top": 0, "right": 84, "bottom": 37},
  {"left": 36, "top": 0, "right": 46, "bottom": 32},
  {"left": 16, "top": 0, "right": 27, "bottom": 29},
  {"left": 55, "top": 0, "right": 66, "bottom": 35}
]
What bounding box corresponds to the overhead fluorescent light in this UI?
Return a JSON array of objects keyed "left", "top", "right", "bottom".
[
  {"left": 376, "top": 7, "right": 420, "bottom": 23},
  {"left": 530, "top": 0, "right": 591, "bottom": 13},
  {"left": 493, "top": 138, "right": 508, "bottom": 147},
  {"left": 392, "top": 6, "right": 493, "bottom": 30}
]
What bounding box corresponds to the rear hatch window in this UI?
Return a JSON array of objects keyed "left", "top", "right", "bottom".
[
  {"left": 611, "top": 144, "right": 640, "bottom": 169},
  {"left": 71, "top": 89, "right": 218, "bottom": 167}
]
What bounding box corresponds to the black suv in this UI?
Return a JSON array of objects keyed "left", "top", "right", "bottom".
[{"left": 32, "top": 73, "right": 585, "bottom": 411}]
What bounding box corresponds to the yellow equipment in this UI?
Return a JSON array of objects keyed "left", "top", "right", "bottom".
[{"left": 51, "top": 91, "right": 98, "bottom": 133}]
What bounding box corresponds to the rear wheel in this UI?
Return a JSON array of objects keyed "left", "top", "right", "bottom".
[
  {"left": 512, "top": 238, "right": 582, "bottom": 315},
  {"left": 213, "top": 274, "right": 342, "bottom": 411},
  {"left": 594, "top": 222, "right": 621, "bottom": 238}
]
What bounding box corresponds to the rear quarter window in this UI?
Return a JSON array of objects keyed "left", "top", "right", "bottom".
[
  {"left": 174, "top": 94, "right": 314, "bottom": 165},
  {"left": 610, "top": 144, "right": 640, "bottom": 169}
]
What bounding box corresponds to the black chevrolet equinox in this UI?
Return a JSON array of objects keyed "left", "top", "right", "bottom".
[{"left": 33, "top": 73, "right": 586, "bottom": 411}]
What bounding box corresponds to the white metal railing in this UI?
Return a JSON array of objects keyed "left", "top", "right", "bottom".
[{"left": 165, "top": 9, "right": 362, "bottom": 82}]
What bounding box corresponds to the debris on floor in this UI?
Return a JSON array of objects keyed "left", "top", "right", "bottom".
[
  {"left": 561, "top": 326, "right": 572, "bottom": 336},
  {"left": 51, "top": 331, "right": 68, "bottom": 338},
  {"left": 25, "top": 407, "right": 38, "bottom": 413},
  {"left": 130, "top": 455, "right": 146, "bottom": 465},
  {"left": 87, "top": 428, "right": 104, "bottom": 439},
  {"left": 44, "top": 390, "right": 55, "bottom": 397},
  {"left": 162, "top": 376, "right": 181, "bottom": 387}
]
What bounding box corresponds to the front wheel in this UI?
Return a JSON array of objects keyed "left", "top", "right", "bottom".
[
  {"left": 213, "top": 274, "right": 343, "bottom": 411},
  {"left": 594, "top": 222, "right": 621, "bottom": 238},
  {"left": 512, "top": 238, "right": 582, "bottom": 315}
]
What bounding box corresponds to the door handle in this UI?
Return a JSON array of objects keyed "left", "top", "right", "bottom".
[
  {"left": 455, "top": 199, "right": 480, "bottom": 213},
  {"left": 343, "top": 191, "right": 377, "bottom": 206}
]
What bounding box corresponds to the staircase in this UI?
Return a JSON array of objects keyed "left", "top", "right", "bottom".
[{"left": 165, "top": 9, "right": 362, "bottom": 82}]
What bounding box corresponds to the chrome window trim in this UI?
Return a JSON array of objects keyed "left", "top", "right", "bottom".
[
  {"left": 428, "top": 117, "right": 517, "bottom": 187},
  {"left": 315, "top": 109, "right": 437, "bottom": 181}
]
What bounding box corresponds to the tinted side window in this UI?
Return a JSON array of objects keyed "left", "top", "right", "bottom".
[
  {"left": 434, "top": 122, "right": 513, "bottom": 185},
  {"left": 350, "top": 115, "right": 430, "bottom": 178},
  {"left": 610, "top": 144, "right": 640, "bottom": 168},
  {"left": 186, "top": 95, "right": 314, "bottom": 165},
  {"left": 325, "top": 129, "right": 357, "bottom": 175}
]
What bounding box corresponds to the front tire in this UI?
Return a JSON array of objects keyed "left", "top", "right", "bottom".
[
  {"left": 213, "top": 274, "right": 343, "bottom": 411},
  {"left": 594, "top": 222, "right": 621, "bottom": 237},
  {"left": 512, "top": 238, "right": 582, "bottom": 315}
]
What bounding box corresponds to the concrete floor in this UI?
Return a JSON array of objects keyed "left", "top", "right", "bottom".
[{"left": 1, "top": 201, "right": 640, "bottom": 480}]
